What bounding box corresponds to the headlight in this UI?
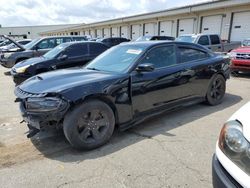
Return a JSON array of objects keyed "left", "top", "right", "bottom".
[
  {"left": 219, "top": 120, "right": 250, "bottom": 175},
  {"left": 25, "top": 97, "right": 67, "bottom": 112},
  {"left": 228, "top": 52, "right": 237, "bottom": 59},
  {"left": 14, "top": 65, "right": 30, "bottom": 73},
  {"left": 3, "top": 52, "right": 12, "bottom": 59}
]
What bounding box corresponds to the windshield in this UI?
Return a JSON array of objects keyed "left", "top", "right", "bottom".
[
  {"left": 23, "top": 38, "right": 40, "bottom": 49},
  {"left": 43, "top": 43, "right": 68, "bottom": 59},
  {"left": 86, "top": 45, "right": 146, "bottom": 73},
  {"left": 136, "top": 36, "right": 152, "bottom": 41},
  {"left": 242, "top": 39, "right": 250, "bottom": 47},
  {"left": 176, "top": 36, "right": 196, "bottom": 43}
]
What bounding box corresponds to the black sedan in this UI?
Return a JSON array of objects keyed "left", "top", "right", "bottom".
[
  {"left": 97, "top": 37, "right": 130, "bottom": 47},
  {"left": 136, "top": 35, "right": 175, "bottom": 41},
  {"left": 11, "top": 41, "right": 108, "bottom": 84},
  {"left": 14, "top": 41, "right": 230, "bottom": 150}
]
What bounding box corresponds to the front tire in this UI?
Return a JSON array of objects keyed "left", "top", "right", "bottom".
[
  {"left": 206, "top": 74, "right": 226, "bottom": 106},
  {"left": 63, "top": 100, "right": 115, "bottom": 150}
]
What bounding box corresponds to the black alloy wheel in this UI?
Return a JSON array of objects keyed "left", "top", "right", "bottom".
[
  {"left": 77, "top": 109, "right": 109, "bottom": 143},
  {"left": 63, "top": 100, "right": 115, "bottom": 150},
  {"left": 206, "top": 74, "right": 226, "bottom": 106}
]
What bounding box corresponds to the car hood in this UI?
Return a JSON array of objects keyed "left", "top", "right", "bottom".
[
  {"left": 14, "top": 56, "right": 48, "bottom": 68},
  {"left": 229, "top": 101, "right": 250, "bottom": 142},
  {"left": 18, "top": 68, "right": 122, "bottom": 94},
  {"left": 1, "top": 35, "right": 25, "bottom": 50},
  {"left": 232, "top": 47, "right": 250, "bottom": 53}
]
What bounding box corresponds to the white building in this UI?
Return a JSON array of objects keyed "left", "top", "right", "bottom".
[
  {"left": 0, "top": 24, "right": 78, "bottom": 40},
  {"left": 40, "top": 0, "right": 250, "bottom": 42}
]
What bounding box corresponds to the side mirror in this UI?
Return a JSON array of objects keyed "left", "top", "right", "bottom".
[
  {"left": 58, "top": 54, "right": 68, "bottom": 61},
  {"left": 136, "top": 63, "right": 154, "bottom": 72}
]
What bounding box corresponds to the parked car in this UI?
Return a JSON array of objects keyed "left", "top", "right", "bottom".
[
  {"left": 136, "top": 35, "right": 175, "bottom": 41},
  {"left": 212, "top": 101, "right": 250, "bottom": 188},
  {"left": 229, "top": 38, "right": 250, "bottom": 74},
  {"left": 11, "top": 41, "right": 109, "bottom": 85},
  {"left": 14, "top": 41, "right": 230, "bottom": 150},
  {"left": 0, "top": 35, "right": 87, "bottom": 68},
  {"left": 0, "top": 39, "right": 31, "bottom": 52},
  {"left": 176, "top": 34, "right": 241, "bottom": 52},
  {"left": 0, "top": 39, "right": 12, "bottom": 47},
  {"left": 96, "top": 37, "right": 130, "bottom": 47}
]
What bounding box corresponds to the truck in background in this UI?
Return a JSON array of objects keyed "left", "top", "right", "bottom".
[{"left": 176, "top": 34, "right": 241, "bottom": 53}]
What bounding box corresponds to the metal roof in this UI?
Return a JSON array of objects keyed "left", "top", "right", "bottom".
[{"left": 40, "top": 0, "right": 250, "bottom": 34}]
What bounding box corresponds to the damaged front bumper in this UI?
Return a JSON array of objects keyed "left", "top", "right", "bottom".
[{"left": 16, "top": 93, "right": 70, "bottom": 137}]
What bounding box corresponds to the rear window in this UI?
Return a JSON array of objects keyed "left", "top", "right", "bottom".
[
  {"left": 198, "top": 36, "right": 209, "bottom": 45},
  {"left": 89, "top": 43, "right": 108, "bottom": 55},
  {"left": 65, "top": 43, "right": 88, "bottom": 57},
  {"left": 179, "top": 47, "right": 209, "bottom": 63},
  {"left": 210, "top": 35, "right": 220, "bottom": 45}
]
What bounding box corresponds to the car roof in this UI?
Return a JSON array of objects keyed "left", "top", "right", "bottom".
[
  {"left": 39, "top": 35, "right": 87, "bottom": 40},
  {"left": 63, "top": 41, "right": 108, "bottom": 46},
  {"left": 119, "top": 41, "right": 209, "bottom": 51}
]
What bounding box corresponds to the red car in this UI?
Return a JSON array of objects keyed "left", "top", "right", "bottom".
[{"left": 230, "top": 39, "right": 250, "bottom": 74}]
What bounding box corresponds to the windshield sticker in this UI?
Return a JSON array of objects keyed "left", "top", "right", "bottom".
[{"left": 126, "top": 49, "right": 142, "bottom": 55}]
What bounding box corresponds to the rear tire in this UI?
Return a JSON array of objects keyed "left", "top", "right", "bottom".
[
  {"left": 206, "top": 74, "right": 226, "bottom": 106},
  {"left": 63, "top": 100, "right": 115, "bottom": 150}
]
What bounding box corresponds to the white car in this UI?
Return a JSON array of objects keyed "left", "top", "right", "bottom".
[{"left": 213, "top": 102, "right": 250, "bottom": 187}]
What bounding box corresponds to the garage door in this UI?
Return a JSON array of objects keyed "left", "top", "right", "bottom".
[
  {"left": 144, "top": 23, "right": 157, "bottom": 36},
  {"left": 103, "top": 28, "right": 110, "bottom": 38},
  {"left": 96, "top": 29, "right": 102, "bottom": 38},
  {"left": 85, "top": 30, "right": 90, "bottom": 35},
  {"left": 159, "top": 21, "right": 173, "bottom": 36},
  {"left": 201, "top": 15, "right": 222, "bottom": 35},
  {"left": 231, "top": 11, "right": 250, "bottom": 42},
  {"left": 121, "top": 26, "right": 129, "bottom": 39},
  {"left": 111, "top": 27, "right": 119, "bottom": 37},
  {"left": 178, "top": 18, "right": 195, "bottom": 36},
  {"left": 131, "top": 24, "right": 141, "bottom": 40}
]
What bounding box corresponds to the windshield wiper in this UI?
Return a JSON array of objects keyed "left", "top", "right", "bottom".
[{"left": 87, "top": 67, "right": 101, "bottom": 71}]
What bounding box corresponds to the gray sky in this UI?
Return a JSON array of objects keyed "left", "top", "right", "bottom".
[{"left": 0, "top": 0, "right": 210, "bottom": 27}]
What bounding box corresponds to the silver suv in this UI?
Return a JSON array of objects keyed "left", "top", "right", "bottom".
[{"left": 0, "top": 36, "right": 87, "bottom": 68}]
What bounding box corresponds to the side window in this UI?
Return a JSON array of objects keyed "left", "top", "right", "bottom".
[
  {"left": 210, "top": 35, "right": 220, "bottom": 45},
  {"left": 64, "top": 44, "right": 88, "bottom": 57},
  {"left": 89, "top": 43, "right": 108, "bottom": 55},
  {"left": 72, "top": 37, "right": 87, "bottom": 41},
  {"left": 179, "top": 47, "right": 209, "bottom": 63},
  {"left": 63, "top": 37, "right": 71, "bottom": 43},
  {"left": 55, "top": 38, "right": 63, "bottom": 46},
  {"left": 140, "top": 45, "right": 176, "bottom": 69},
  {"left": 198, "top": 36, "right": 209, "bottom": 45},
  {"left": 37, "top": 39, "right": 55, "bottom": 49}
]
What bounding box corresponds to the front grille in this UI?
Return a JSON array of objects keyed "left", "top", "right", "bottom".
[
  {"left": 236, "top": 53, "right": 250, "bottom": 60},
  {"left": 15, "top": 87, "right": 47, "bottom": 99}
]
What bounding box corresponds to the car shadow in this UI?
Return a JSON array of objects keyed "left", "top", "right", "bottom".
[
  {"left": 231, "top": 72, "right": 250, "bottom": 79},
  {"left": 4, "top": 71, "right": 11, "bottom": 76},
  {"left": 30, "top": 93, "right": 242, "bottom": 163}
]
